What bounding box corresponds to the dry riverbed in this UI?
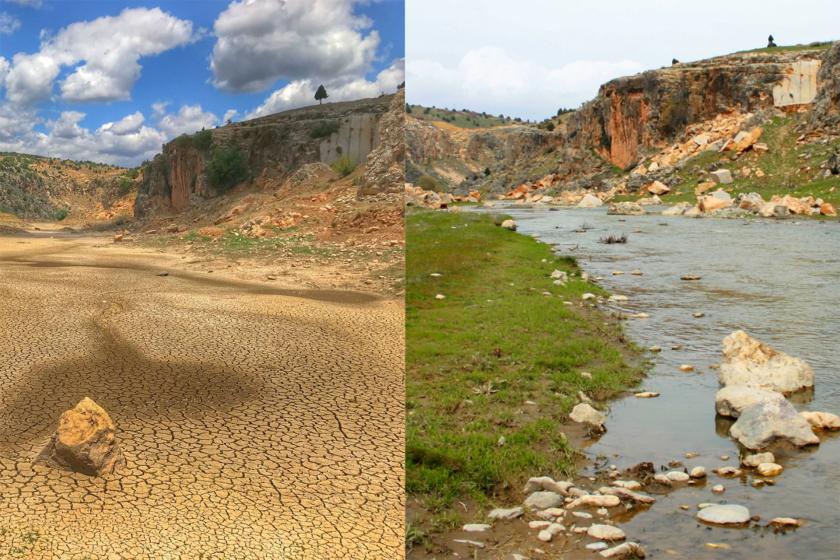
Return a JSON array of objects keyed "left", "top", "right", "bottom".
[{"left": 0, "top": 228, "right": 404, "bottom": 559}]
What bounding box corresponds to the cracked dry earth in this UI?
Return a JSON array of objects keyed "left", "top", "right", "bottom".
[{"left": 0, "top": 231, "right": 404, "bottom": 559}]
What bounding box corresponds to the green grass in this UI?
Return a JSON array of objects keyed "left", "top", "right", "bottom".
[
  {"left": 622, "top": 114, "right": 840, "bottom": 208},
  {"left": 736, "top": 42, "right": 832, "bottom": 55},
  {"left": 406, "top": 210, "right": 643, "bottom": 530}
]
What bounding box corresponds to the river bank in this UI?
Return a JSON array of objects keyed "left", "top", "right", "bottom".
[
  {"left": 475, "top": 205, "right": 840, "bottom": 559},
  {"left": 405, "top": 210, "right": 645, "bottom": 557}
]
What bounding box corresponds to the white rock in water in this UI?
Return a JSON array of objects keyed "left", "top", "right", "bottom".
[
  {"left": 730, "top": 399, "right": 819, "bottom": 450},
  {"left": 587, "top": 542, "right": 609, "bottom": 551},
  {"left": 501, "top": 219, "right": 517, "bottom": 231},
  {"left": 487, "top": 507, "right": 523, "bottom": 520},
  {"left": 712, "top": 484, "right": 725, "bottom": 493},
  {"left": 524, "top": 491, "right": 564, "bottom": 510},
  {"left": 587, "top": 524, "right": 626, "bottom": 541},
  {"left": 718, "top": 330, "right": 814, "bottom": 393},
  {"left": 528, "top": 520, "right": 551, "bottom": 529},
  {"left": 666, "top": 471, "right": 690, "bottom": 482},
  {"left": 462, "top": 524, "right": 490, "bottom": 532},
  {"left": 715, "top": 466, "right": 742, "bottom": 477},
  {"left": 715, "top": 385, "right": 786, "bottom": 418},
  {"left": 756, "top": 462, "right": 783, "bottom": 476},
  {"left": 742, "top": 452, "right": 775, "bottom": 467},
  {"left": 690, "top": 466, "right": 706, "bottom": 478},
  {"left": 607, "top": 202, "right": 645, "bottom": 216},
  {"left": 696, "top": 504, "right": 750, "bottom": 525},
  {"left": 569, "top": 403, "right": 606, "bottom": 430},
  {"left": 800, "top": 411, "right": 840, "bottom": 430},
  {"left": 599, "top": 542, "right": 647, "bottom": 558},
  {"left": 599, "top": 486, "right": 656, "bottom": 504},
  {"left": 653, "top": 473, "right": 672, "bottom": 485}
]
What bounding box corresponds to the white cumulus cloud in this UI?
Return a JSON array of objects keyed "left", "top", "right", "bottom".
[
  {"left": 247, "top": 57, "right": 404, "bottom": 118},
  {"left": 0, "top": 12, "right": 20, "bottom": 34},
  {"left": 210, "top": 0, "right": 379, "bottom": 92},
  {"left": 1, "top": 7, "right": 195, "bottom": 104},
  {"left": 407, "top": 46, "right": 642, "bottom": 120}
]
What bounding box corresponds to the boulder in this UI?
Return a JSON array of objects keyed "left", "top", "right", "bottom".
[
  {"left": 694, "top": 180, "right": 716, "bottom": 195},
  {"left": 714, "top": 385, "right": 786, "bottom": 418},
  {"left": 578, "top": 193, "right": 604, "bottom": 208},
  {"left": 737, "top": 192, "right": 765, "bottom": 212},
  {"left": 730, "top": 127, "right": 763, "bottom": 153},
  {"left": 607, "top": 202, "right": 645, "bottom": 216},
  {"left": 569, "top": 403, "right": 606, "bottom": 430},
  {"left": 730, "top": 399, "right": 819, "bottom": 449},
  {"left": 637, "top": 195, "right": 661, "bottom": 206},
  {"left": 710, "top": 169, "right": 733, "bottom": 184},
  {"left": 756, "top": 462, "right": 783, "bottom": 476},
  {"left": 646, "top": 181, "right": 670, "bottom": 195},
  {"left": 34, "top": 397, "right": 124, "bottom": 476},
  {"left": 500, "top": 219, "right": 517, "bottom": 231},
  {"left": 719, "top": 330, "right": 814, "bottom": 393},
  {"left": 800, "top": 411, "right": 840, "bottom": 430},
  {"left": 698, "top": 190, "right": 732, "bottom": 212},
  {"left": 662, "top": 202, "right": 691, "bottom": 216},
  {"left": 524, "top": 491, "right": 564, "bottom": 510},
  {"left": 696, "top": 504, "right": 750, "bottom": 525},
  {"left": 820, "top": 202, "right": 837, "bottom": 216}
]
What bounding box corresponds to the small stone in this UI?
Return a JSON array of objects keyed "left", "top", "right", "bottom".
[
  {"left": 157, "top": 271, "right": 169, "bottom": 277},
  {"left": 569, "top": 403, "right": 606, "bottom": 430},
  {"left": 715, "top": 467, "right": 741, "bottom": 477},
  {"left": 742, "top": 452, "right": 775, "bottom": 467},
  {"left": 462, "top": 524, "right": 490, "bottom": 532},
  {"left": 712, "top": 484, "right": 725, "bottom": 493},
  {"left": 800, "top": 411, "right": 840, "bottom": 430},
  {"left": 582, "top": 293, "right": 597, "bottom": 301},
  {"left": 769, "top": 517, "right": 801, "bottom": 528},
  {"left": 587, "top": 524, "right": 625, "bottom": 541},
  {"left": 690, "top": 466, "right": 706, "bottom": 478},
  {"left": 696, "top": 504, "right": 750, "bottom": 525},
  {"left": 679, "top": 364, "right": 695, "bottom": 372},
  {"left": 634, "top": 392, "right": 659, "bottom": 398},
  {"left": 692, "top": 312, "right": 705, "bottom": 318},
  {"left": 528, "top": 520, "right": 551, "bottom": 529},
  {"left": 487, "top": 507, "right": 523, "bottom": 520},
  {"left": 666, "top": 471, "right": 689, "bottom": 482},
  {"left": 756, "top": 462, "right": 783, "bottom": 477},
  {"left": 524, "top": 491, "right": 564, "bottom": 510},
  {"left": 598, "top": 542, "right": 645, "bottom": 558},
  {"left": 630, "top": 270, "right": 643, "bottom": 276},
  {"left": 649, "top": 345, "right": 661, "bottom": 353},
  {"left": 435, "top": 294, "right": 446, "bottom": 300},
  {"left": 586, "top": 542, "right": 609, "bottom": 551}
]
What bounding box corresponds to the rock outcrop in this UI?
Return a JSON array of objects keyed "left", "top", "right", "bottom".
[
  {"left": 569, "top": 46, "right": 828, "bottom": 169},
  {"left": 358, "top": 90, "right": 405, "bottom": 196},
  {"left": 35, "top": 397, "right": 124, "bottom": 476},
  {"left": 136, "top": 94, "right": 398, "bottom": 217}
]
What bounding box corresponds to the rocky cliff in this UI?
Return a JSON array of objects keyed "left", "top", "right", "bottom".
[
  {"left": 408, "top": 42, "right": 840, "bottom": 198},
  {"left": 135, "top": 92, "right": 402, "bottom": 217},
  {"left": 569, "top": 44, "right": 831, "bottom": 170}
]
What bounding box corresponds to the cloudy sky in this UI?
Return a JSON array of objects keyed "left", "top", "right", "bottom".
[
  {"left": 0, "top": 0, "right": 404, "bottom": 166},
  {"left": 407, "top": 0, "right": 839, "bottom": 120}
]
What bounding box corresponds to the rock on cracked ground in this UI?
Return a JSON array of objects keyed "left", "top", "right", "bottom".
[{"left": 0, "top": 233, "right": 404, "bottom": 559}]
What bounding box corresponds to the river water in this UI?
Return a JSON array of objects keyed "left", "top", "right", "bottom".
[{"left": 491, "top": 206, "right": 840, "bottom": 559}]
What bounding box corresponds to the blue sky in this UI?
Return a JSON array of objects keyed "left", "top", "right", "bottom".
[
  {"left": 0, "top": 0, "right": 405, "bottom": 165},
  {"left": 407, "top": 0, "right": 839, "bottom": 120}
]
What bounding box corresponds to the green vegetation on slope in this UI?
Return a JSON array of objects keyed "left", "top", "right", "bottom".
[
  {"left": 406, "top": 210, "right": 643, "bottom": 535},
  {"left": 736, "top": 42, "right": 832, "bottom": 55},
  {"left": 407, "top": 105, "right": 519, "bottom": 128}
]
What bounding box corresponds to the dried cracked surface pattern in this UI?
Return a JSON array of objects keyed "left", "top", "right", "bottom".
[{"left": 0, "top": 232, "right": 404, "bottom": 559}]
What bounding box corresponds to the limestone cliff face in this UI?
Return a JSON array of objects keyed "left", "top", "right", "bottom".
[
  {"left": 358, "top": 89, "right": 405, "bottom": 196},
  {"left": 135, "top": 94, "right": 397, "bottom": 217},
  {"left": 809, "top": 42, "right": 840, "bottom": 130},
  {"left": 569, "top": 46, "right": 829, "bottom": 169}
]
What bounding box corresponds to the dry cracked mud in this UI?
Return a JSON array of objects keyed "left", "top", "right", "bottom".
[{"left": 0, "top": 230, "right": 404, "bottom": 559}]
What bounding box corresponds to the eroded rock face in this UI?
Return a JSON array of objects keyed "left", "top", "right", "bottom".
[
  {"left": 358, "top": 89, "right": 405, "bottom": 196},
  {"left": 35, "top": 397, "right": 124, "bottom": 476},
  {"left": 729, "top": 398, "right": 819, "bottom": 450},
  {"left": 719, "top": 330, "right": 814, "bottom": 393}
]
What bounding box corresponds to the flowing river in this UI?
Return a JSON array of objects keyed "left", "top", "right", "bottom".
[{"left": 489, "top": 205, "right": 840, "bottom": 559}]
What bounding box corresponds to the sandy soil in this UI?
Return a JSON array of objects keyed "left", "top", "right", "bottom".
[{"left": 0, "top": 230, "right": 404, "bottom": 559}]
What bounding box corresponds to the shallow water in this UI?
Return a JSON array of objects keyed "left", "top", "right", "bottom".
[{"left": 493, "top": 206, "right": 840, "bottom": 559}]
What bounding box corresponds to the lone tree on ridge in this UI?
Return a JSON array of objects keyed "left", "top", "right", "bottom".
[{"left": 315, "top": 85, "right": 328, "bottom": 104}]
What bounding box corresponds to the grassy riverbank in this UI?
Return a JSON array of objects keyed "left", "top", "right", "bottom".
[{"left": 405, "top": 210, "right": 643, "bottom": 544}]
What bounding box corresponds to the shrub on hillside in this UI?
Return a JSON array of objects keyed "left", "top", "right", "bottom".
[
  {"left": 417, "top": 175, "right": 440, "bottom": 191},
  {"left": 193, "top": 129, "right": 213, "bottom": 151},
  {"left": 53, "top": 208, "right": 69, "bottom": 221},
  {"left": 331, "top": 155, "right": 356, "bottom": 177},
  {"left": 206, "top": 146, "right": 249, "bottom": 191},
  {"left": 310, "top": 121, "right": 340, "bottom": 139}
]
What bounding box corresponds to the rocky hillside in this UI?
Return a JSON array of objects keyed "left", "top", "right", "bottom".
[
  {"left": 407, "top": 41, "right": 840, "bottom": 202},
  {"left": 136, "top": 92, "right": 402, "bottom": 217},
  {"left": 0, "top": 153, "right": 135, "bottom": 221}
]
